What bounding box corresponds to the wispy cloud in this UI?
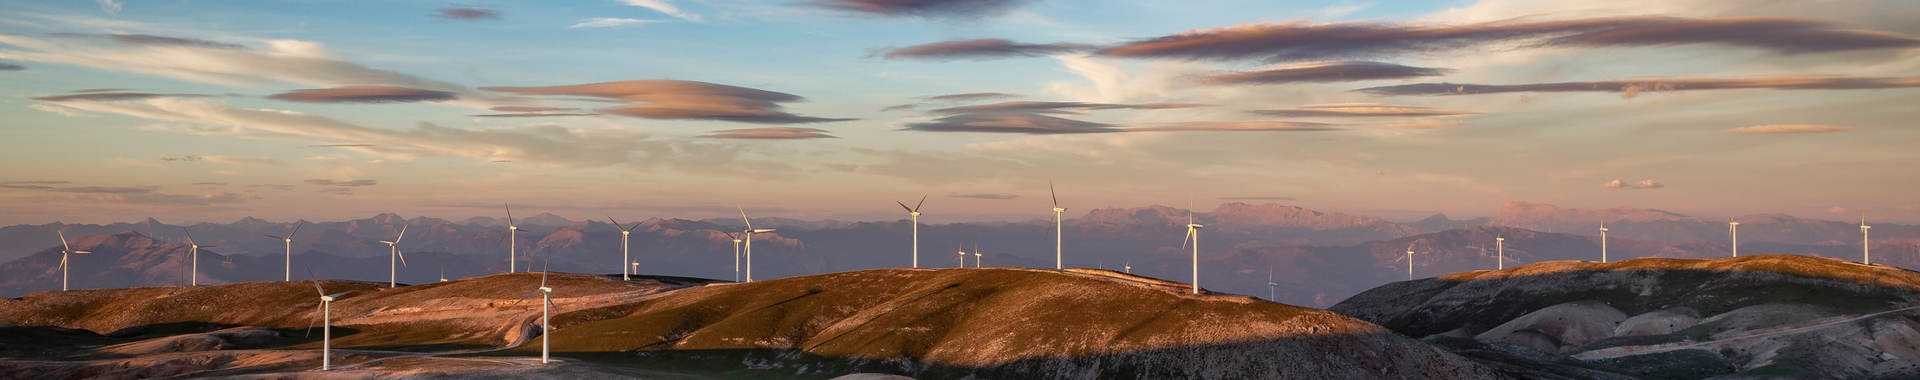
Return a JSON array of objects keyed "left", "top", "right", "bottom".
[
  {"left": 0, "top": 62, "right": 23, "bottom": 71},
  {"left": 566, "top": 17, "right": 663, "bottom": 29},
  {"left": 1721, "top": 124, "right": 1855, "bottom": 134},
  {"left": 1250, "top": 103, "right": 1473, "bottom": 118},
  {"left": 1128, "top": 121, "right": 1341, "bottom": 132},
  {"left": 435, "top": 7, "right": 500, "bottom": 21},
  {"left": 804, "top": 0, "right": 1029, "bottom": 18},
  {"left": 1203, "top": 61, "right": 1448, "bottom": 85},
  {"left": 266, "top": 86, "right": 457, "bottom": 103},
  {"left": 699, "top": 127, "right": 837, "bottom": 139},
  {"left": 0, "top": 33, "right": 474, "bottom": 96},
  {"left": 481, "top": 80, "right": 852, "bottom": 124},
  {"left": 621, "top": 0, "right": 699, "bottom": 22},
  {"left": 304, "top": 179, "right": 378, "bottom": 186},
  {"left": 1603, "top": 179, "right": 1664, "bottom": 190},
  {"left": 928, "top": 101, "right": 1204, "bottom": 115},
  {"left": 879, "top": 39, "right": 1095, "bottom": 60},
  {"left": 31, "top": 91, "right": 208, "bottom": 102},
  {"left": 1358, "top": 75, "right": 1920, "bottom": 97}
]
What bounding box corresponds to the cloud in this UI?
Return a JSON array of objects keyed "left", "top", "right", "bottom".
[
  {"left": 435, "top": 7, "right": 500, "bottom": 21},
  {"left": 804, "top": 0, "right": 1029, "bottom": 18},
  {"left": 699, "top": 127, "right": 837, "bottom": 139},
  {"left": 1249, "top": 103, "right": 1474, "bottom": 118},
  {"left": 928, "top": 101, "right": 1205, "bottom": 115},
  {"left": 305, "top": 179, "right": 378, "bottom": 187},
  {"left": 1357, "top": 75, "right": 1920, "bottom": 97},
  {"left": 1603, "top": 179, "right": 1664, "bottom": 190},
  {"left": 884, "top": 92, "right": 1021, "bottom": 112},
  {"left": 0, "top": 62, "right": 22, "bottom": 71},
  {"left": 621, "top": 0, "right": 700, "bottom": 22},
  {"left": 1721, "top": 124, "right": 1855, "bottom": 134},
  {"left": 1220, "top": 196, "right": 1296, "bottom": 201},
  {"left": 481, "top": 80, "right": 852, "bottom": 124},
  {"left": 0, "top": 33, "right": 474, "bottom": 95},
  {"left": 318, "top": 187, "right": 355, "bottom": 195},
  {"left": 266, "top": 86, "right": 458, "bottom": 103},
  {"left": 567, "top": 17, "right": 663, "bottom": 29},
  {"left": 307, "top": 143, "right": 375, "bottom": 148},
  {"left": 1387, "top": 119, "right": 1466, "bottom": 130},
  {"left": 1827, "top": 206, "right": 1848, "bottom": 214},
  {"left": 491, "top": 106, "right": 580, "bottom": 112},
  {"left": 950, "top": 193, "right": 1018, "bottom": 200},
  {"left": 469, "top": 112, "right": 601, "bottom": 117},
  {"left": 879, "top": 39, "right": 1095, "bottom": 60},
  {"left": 30, "top": 104, "right": 90, "bottom": 117},
  {"left": 904, "top": 112, "right": 1122, "bottom": 134},
  {"left": 97, "top": 0, "right": 121, "bottom": 14},
  {"left": 160, "top": 155, "right": 202, "bottom": 162},
  {"left": 0, "top": 180, "right": 72, "bottom": 191},
  {"left": 31, "top": 92, "right": 208, "bottom": 102},
  {"left": 1127, "top": 121, "right": 1342, "bottom": 132},
  {"left": 1096, "top": 16, "right": 1920, "bottom": 62},
  {"left": 190, "top": 182, "right": 227, "bottom": 186},
  {"left": 1202, "top": 61, "right": 1449, "bottom": 85},
  {"left": 880, "top": 104, "right": 918, "bottom": 112}
]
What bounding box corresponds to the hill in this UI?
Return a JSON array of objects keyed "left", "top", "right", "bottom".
[{"left": 1330, "top": 255, "right": 1920, "bottom": 378}]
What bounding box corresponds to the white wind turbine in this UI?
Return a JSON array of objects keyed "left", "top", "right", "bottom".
[
  {"left": 1050, "top": 181, "right": 1066, "bottom": 270},
  {"left": 896, "top": 195, "right": 927, "bottom": 268},
  {"left": 1266, "top": 264, "right": 1278, "bottom": 301},
  {"left": 1123, "top": 262, "right": 1131, "bottom": 274},
  {"left": 1599, "top": 222, "right": 1609, "bottom": 263},
  {"left": 739, "top": 207, "right": 774, "bottom": 282},
  {"left": 183, "top": 228, "right": 215, "bottom": 286},
  {"left": 1180, "top": 202, "right": 1204, "bottom": 294},
  {"left": 304, "top": 272, "right": 351, "bottom": 371},
  {"left": 608, "top": 216, "right": 642, "bottom": 280},
  {"left": 1728, "top": 219, "right": 1740, "bottom": 257},
  {"left": 973, "top": 243, "right": 981, "bottom": 268},
  {"left": 512, "top": 259, "right": 559, "bottom": 364},
  {"left": 55, "top": 230, "right": 91, "bottom": 291},
  {"left": 956, "top": 243, "right": 966, "bottom": 268},
  {"left": 263, "top": 221, "right": 304, "bottom": 281},
  {"left": 1406, "top": 245, "right": 1417, "bottom": 281},
  {"left": 1495, "top": 236, "right": 1505, "bottom": 270},
  {"left": 506, "top": 204, "right": 519, "bottom": 273},
  {"left": 380, "top": 223, "right": 410, "bottom": 288},
  {"left": 1862, "top": 213, "right": 1872, "bottom": 264}
]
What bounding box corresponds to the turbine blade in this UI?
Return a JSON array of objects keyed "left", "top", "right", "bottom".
[
  {"left": 607, "top": 216, "right": 622, "bottom": 230},
  {"left": 1049, "top": 180, "right": 1058, "bottom": 207},
  {"left": 326, "top": 291, "right": 352, "bottom": 299},
  {"left": 288, "top": 221, "right": 304, "bottom": 238},
  {"left": 58, "top": 230, "right": 70, "bottom": 252},
  {"left": 896, "top": 200, "right": 913, "bottom": 213},
  {"left": 58, "top": 254, "right": 67, "bottom": 271},
  {"left": 305, "top": 303, "right": 321, "bottom": 337},
  {"left": 547, "top": 298, "right": 558, "bottom": 314},
  {"left": 307, "top": 268, "right": 326, "bottom": 296},
  {"left": 505, "top": 203, "right": 514, "bottom": 226},
  {"left": 540, "top": 257, "right": 550, "bottom": 287},
  {"left": 396, "top": 249, "right": 409, "bottom": 267},
  {"left": 915, "top": 195, "right": 927, "bottom": 212},
  {"left": 264, "top": 234, "right": 285, "bottom": 240},
  {"left": 512, "top": 289, "right": 539, "bottom": 306},
  {"left": 1182, "top": 228, "right": 1194, "bottom": 250},
  {"left": 74, "top": 250, "right": 90, "bottom": 254},
  {"left": 395, "top": 223, "right": 409, "bottom": 243},
  {"left": 183, "top": 228, "right": 196, "bottom": 245},
  {"left": 738, "top": 207, "right": 753, "bottom": 230}
]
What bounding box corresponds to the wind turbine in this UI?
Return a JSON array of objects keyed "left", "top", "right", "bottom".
[
  {"left": 55, "top": 231, "right": 91, "bottom": 291},
  {"left": 506, "top": 204, "right": 519, "bottom": 273},
  {"left": 439, "top": 252, "right": 449, "bottom": 282},
  {"left": 513, "top": 259, "right": 558, "bottom": 364},
  {"left": 631, "top": 261, "right": 639, "bottom": 278},
  {"left": 1181, "top": 202, "right": 1204, "bottom": 294},
  {"left": 1406, "top": 245, "right": 1417, "bottom": 281},
  {"left": 1728, "top": 219, "right": 1740, "bottom": 257},
  {"left": 897, "top": 195, "right": 927, "bottom": 268},
  {"left": 1123, "top": 262, "right": 1131, "bottom": 274},
  {"left": 1599, "top": 222, "right": 1609, "bottom": 263},
  {"left": 183, "top": 228, "right": 215, "bottom": 286},
  {"left": 1495, "top": 236, "right": 1505, "bottom": 270},
  {"left": 973, "top": 243, "right": 981, "bottom": 268},
  {"left": 1050, "top": 181, "right": 1066, "bottom": 270},
  {"left": 1862, "top": 213, "right": 1872, "bottom": 265},
  {"left": 264, "top": 221, "right": 304, "bottom": 281},
  {"left": 739, "top": 207, "right": 774, "bottom": 282},
  {"left": 304, "top": 272, "right": 351, "bottom": 371},
  {"left": 380, "top": 223, "right": 410, "bottom": 288},
  {"left": 956, "top": 243, "right": 966, "bottom": 268},
  {"left": 608, "top": 216, "right": 642, "bottom": 280},
  {"left": 1266, "top": 264, "right": 1278, "bottom": 301}
]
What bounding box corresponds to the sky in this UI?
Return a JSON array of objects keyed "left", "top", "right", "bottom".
[{"left": 2, "top": 0, "right": 1917, "bottom": 225}]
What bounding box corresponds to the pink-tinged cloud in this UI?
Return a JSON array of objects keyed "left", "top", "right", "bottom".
[
  {"left": 32, "top": 92, "right": 208, "bottom": 102},
  {"left": 904, "top": 112, "right": 1123, "bottom": 134},
  {"left": 480, "top": 80, "right": 852, "bottom": 124},
  {"left": 925, "top": 92, "right": 1019, "bottom": 101},
  {"left": 806, "top": 0, "right": 1029, "bottom": 18},
  {"left": 1721, "top": 124, "right": 1855, "bottom": 134},
  {"left": 1388, "top": 119, "right": 1466, "bottom": 130},
  {"left": 490, "top": 106, "right": 580, "bottom": 112},
  {"left": 50, "top": 33, "right": 249, "bottom": 50},
  {"left": 1204, "top": 61, "right": 1449, "bottom": 85},
  {"left": 304, "top": 179, "right": 377, "bottom": 187},
  {"left": 470, "top": 113, "right": 600, "bottom": 118},
  {"left": 1603, "top": 179, "right": 1664, "bottom": 190},
  {"left": 267, "top": 86, "right": 457, "bottom": 103},
  {"left": 1096, "top": 17, "right": 1920, "bottom": 62},
  {"left": 435, "top": 7, "right": 500, "bottom": 21},
  {"left": 1128, "top": 121, "right": 1341, "bottom": 132},
  {"left": 700, "top": 127, "right": 837, "bottom": 139},
  {"left": 1358, "top": 75, "right": 1920, "bottom": 97},
  {"left": 880, "top": 39, "right": 1095, "bottom": 60},
  {"left": 1250, "top": 103, "right": 1473, "bottom": 118},
  {"left": 928, "top": 101, "right": 1205, "bottom": 115}
]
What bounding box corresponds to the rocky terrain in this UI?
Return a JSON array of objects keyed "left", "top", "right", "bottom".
[
  {"left": 0, "top": 267, "right": 1500, "bottom": 379},
  {"left": 1331, "top": 255, "right": 1920, "bottom": 378}
]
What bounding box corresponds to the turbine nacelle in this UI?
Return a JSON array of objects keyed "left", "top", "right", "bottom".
[{"left": 1052, "top": 207, "right": 1066, "bottom": 213}]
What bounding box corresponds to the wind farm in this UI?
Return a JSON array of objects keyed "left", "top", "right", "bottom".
[{"left": 2, "top": 0, "right": 1917, "bottom": 378}]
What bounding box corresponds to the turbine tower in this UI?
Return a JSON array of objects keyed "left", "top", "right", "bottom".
[
  {"left": 896, "top": 195, "right": 927, "bottom": 268},
  {"left": 1050, "top": 181, "right": 1066, "bottom": 270},
  {"left": 513, "top": 259, "right": 558, "bottom": 364},
  {"left": 1728, "top": 219, "right": 1740, "bottom": 257},
  {"left": 1495, "top": 236, "right": 1505, "bottom": 270},
  {"left": 1406, "top": 245, "right": 1417, "bottom": 281},
  {"left": 183, "top": 228, "right": 215, "bottom": 286},
  {"left": 505, "top": 204, "right": 519, "bottom": 273},
  {"left": 1599, "top": 222, "right": 1609, "bottom": 263},
  {"left": 55, "top": 231, "right": 91, "bottom": 291},
  {"left": 608, "top": 216, "right": 642, "bottom": 280},
  {"left": 738, "top": 207, "right": 774, "bottom": 282},
  {"left": 380, "top": 223, "right": 410, "bottom": 288},
  {"left": 1181, "top": 202, "right": 1204, "bottom": 295},
  {"left": 304, "top": 272, "right": 350, "bottom": 371},
  {"left": 263, "top": 221, "right": 304, "bottom": 281},
  {"left": 1862, "top": 214, "right": 1872, "bottom": 265}
]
